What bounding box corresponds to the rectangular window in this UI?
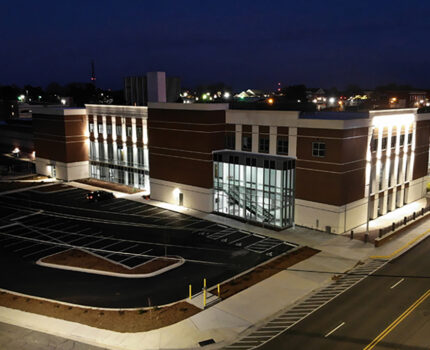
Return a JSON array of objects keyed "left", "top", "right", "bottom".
[
  {"left": 127, "top": 126, "right": 132, "bottom": 137},
  {"left": 259, "top": 136, "right": 269, "bottom": 153},
  {"left": 89, "top": 123, "right": 94, "bottom": 133},
  {"left": 277, "top": 136, "right": 288, "bottom": 155},
  {"left": 225, "top": 133, "right": 235, "bottom": 149},
  {"left": 127, "top": 146, "right": 133, "bottom": 165},
  {"left": 137, "top": 147, "right": 144, "bottom": 167},
  {"left": 116, "top": 125, "right": 122, "bottom": 138},
  {"left": 107, "top": 143, "right": 113, "bottom": 160},
  {"left": 400, "top": 134, "right": 405, "bottom": 146},
  {"left": 371, "top": 138, "right": 378, "bottom": 152},
  {"left": 407, "top": 133, "right": 413, "bottom": 145},
  {"left": 136, "top": 127, "right": 143, "bottom": 139},
  {"left": 242, "top": 134, "right": 252, "bottom": 152},
  {"left": 312, "top": 142, "right": 326, "bottom": 157},
  {"left": 391, "top": 135, "right": 396, "bottom": 148},
  {"left": 98, "top": 123, "right": 103, "bottom": 134},
  {"left": 106, "top": 124, "right": 112, "bottom": 135},
  {"left": 381, "top": 137, "right": 387, "bottom": 151},
  {"left": 98, "top": 143, "right": 105, "bottom": 161}
]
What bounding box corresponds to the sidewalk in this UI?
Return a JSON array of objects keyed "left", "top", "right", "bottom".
[{"left": 2, "top": 181, "right": 427, "bottom": 349}]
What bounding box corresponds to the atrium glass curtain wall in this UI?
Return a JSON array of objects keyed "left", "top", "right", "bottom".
[
  {"left": 89, "top": 141, "right": 149, "bottom": 190},
  {"left": 213, "top": 151, "right": 295, "bottom": 229}
]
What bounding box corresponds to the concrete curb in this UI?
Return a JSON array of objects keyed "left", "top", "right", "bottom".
[{"left": 36, "top": 255, "right": 185, "bottom": 279}]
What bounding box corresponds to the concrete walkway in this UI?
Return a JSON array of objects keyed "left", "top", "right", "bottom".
[{"left": 1, "top": 181, "right": 429, "bottom": 349}]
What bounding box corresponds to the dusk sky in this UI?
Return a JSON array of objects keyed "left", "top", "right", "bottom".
[{"left": 2, "top": 0, "right": 430, "bottom": 91}]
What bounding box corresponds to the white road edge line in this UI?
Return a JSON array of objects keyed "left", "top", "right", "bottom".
[
  {"left": 324, "top": 322, "right": 345, "bottom": 338},
  {"left": 390, "top": 278, "right": 405, "bottom": 289}
]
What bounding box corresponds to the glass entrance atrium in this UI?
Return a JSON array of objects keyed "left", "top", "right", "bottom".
[{"left": 213, "top": 151, "right": 295, "bottom": 229}]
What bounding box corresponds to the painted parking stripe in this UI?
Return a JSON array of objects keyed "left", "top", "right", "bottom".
[
  {"left": 14, "top": 242, "right": 43, "bottom": 252},
  {"left": 118, "top": 249, "right": 152, "bottom": 264},
  {"left": 10, "top": 210, "right": 44, "bottom": 222}
]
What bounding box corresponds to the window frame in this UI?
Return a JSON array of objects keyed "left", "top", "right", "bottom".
[{"left": 312, "top": 141, "right": 326, "bottom": 158}]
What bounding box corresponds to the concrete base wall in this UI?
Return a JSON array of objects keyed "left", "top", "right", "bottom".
[
  {"left": 295, "top": 198, "right": 368, "bottom": 234},
  {"left": 35, "top": 157, "right": 89, "bottom": 181},
  {"left": 150, "top": 178, "right": 213, "bottom": 212},
  {"left": 296, "top": 175, "right": 430, "bottom": 234}
]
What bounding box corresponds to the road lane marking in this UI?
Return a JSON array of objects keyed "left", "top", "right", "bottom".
[
  {"left": 371, "top": 229, "right": 430, "bottom": 260},
  {"left": 363, "top": 289, "right": 430, "bottom": 350},
  {"left": 390, "top": 278, "right": 404, "bottom": 289},
  {"left": 324, "top": 322, "right": 345, "bottom": 338}
]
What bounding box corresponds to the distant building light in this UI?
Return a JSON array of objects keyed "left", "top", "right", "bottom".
[
  {"left": 329, "top": 97, "right": 336, "bottom": 104},
  {"left": 183, "top": 92, "right": 188, "bottom": 97},
  {"left": 12, "top": 147, "right": 20, "bottom": 155},
  {"left": 312, "top": 99, "right": 317, "bottom": 103},
  {"left": 267, "top": 98, "right": 274, "bottom": 105},
  {"left": 297, "top": 99, "right": 301, "bottom": 103},
  {"left": 223, "top": 92, "right": 230, "bottom": 99},
  {"left": 61, "top": 99, "right": 66, "bottom": 105}
]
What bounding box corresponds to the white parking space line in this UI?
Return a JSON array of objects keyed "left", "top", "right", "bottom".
[
  {"left": 104, "top": 244, "right": 139, "bottom": 258},
  {"left": 80, "top": 237, "right": 111, "bottom": 248},
  {"left": 5, "top": 240, "right": 29, "bottom": 248},
  {"left": 98, "top": 241, "right": 122, "bottom": 250},
  {"left": 390, "top": 278, "right": 405, "bottom": 289},
  {"left": 10, "top": 210, "right": 44, "bottom": 222},
  {"left": 0, "top": 223, "right": 19, "bottom": 230},
  {"left": 118, "top": 249, "right": 152, "bottom": 264},
  {"left": 14, "top": 242, "right": 42, "bottom": 252},
  {"left": 23, "top": 245, "right": 58, "bottom": 258},
  {"left": 324, "top": 322, "right": 345, "bottom": 338}
]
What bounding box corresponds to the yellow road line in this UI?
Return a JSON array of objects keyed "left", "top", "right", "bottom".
[
  {"left": 370, "top": 229, "right": 430, "bottom": 260},
  {"left": 363, "top": 289, "right": 430, "bottom": 350}
]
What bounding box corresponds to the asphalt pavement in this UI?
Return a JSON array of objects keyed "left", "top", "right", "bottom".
[
  {"left": 0, "top": 184, "right": 295, "bottom": 308},
  {"left": 255, "top": 235, "right": 430, "bottom": 350}
]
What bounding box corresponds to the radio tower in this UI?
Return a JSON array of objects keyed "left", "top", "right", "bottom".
[{"left": 90, "top": 59, "right": 96, "bottom": 85}]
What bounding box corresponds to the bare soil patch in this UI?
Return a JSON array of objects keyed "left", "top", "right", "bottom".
[
  {"left": 0, "top": 291, "right": 199, "bottom": 333},
  {"left": 0, "top": 182, "right": 42, "bottom": 192},
  {"left": 41, "top": 249, "right": 180, "bottom": 275},
  {"left": 16, "top": 175, "right": 48, "bottom": 180},
  {"left": 33, "top": 183, "right": 71, "bottom": 192},
  {"left": 76, "top": 178, "right": 143, "bottom": 194},
  {"left": 211, "top": 247, "right": 319, "bottom": 299}
]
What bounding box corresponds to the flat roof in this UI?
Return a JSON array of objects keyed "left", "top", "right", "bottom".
[{"left": 300, "top": 111, "right": 369, "bottom": 120}]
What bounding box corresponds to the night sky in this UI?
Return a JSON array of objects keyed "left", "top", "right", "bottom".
[{"left": 2, "top": 0, "right": 429, "bottom": 90}]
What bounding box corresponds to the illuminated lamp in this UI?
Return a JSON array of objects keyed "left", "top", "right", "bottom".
[{"left": 267, "top": 98, "right": 274, "bottom": 105}]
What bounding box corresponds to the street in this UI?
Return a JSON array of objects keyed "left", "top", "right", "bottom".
[{"left": 257, "top": 235, "right": 430, "bottom": 349}]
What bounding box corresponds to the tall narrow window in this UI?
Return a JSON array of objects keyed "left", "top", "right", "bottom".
[
  {"left": 126, "top": 126, "right": 132, "bottom": 137},
  {"left": 277, "top": 136, "right": 288, "bottom": 155},
  {"left": 225, "top": 133, "right": 235, "bottom": 149},
  {"left": 136, "top": 127, "right": 143, "bottom": 139},
  {"left": 116, "top": 125, "right": 122, "bottom": 138},
  {"left": 259, "top": 136, "right": 269, "bottom": 153},
  {"left": 106, "top": 124, "right": 112, "bottom": 135},
  {"left": 89, "top": 123, "right": 94, "bottom": 133},
  {"left": 242, "top": 134, "right": 252, "bottom": 152}
]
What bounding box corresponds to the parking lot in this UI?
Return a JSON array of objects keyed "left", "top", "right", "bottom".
[{"left": 0, "top": 184, "right": 297, "bottom": 308}]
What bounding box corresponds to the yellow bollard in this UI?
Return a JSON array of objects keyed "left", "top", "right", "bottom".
[
  {"left": 189, "top": 284, "right": 192, "bottom": 300},
  {"left": 217, "top": 283, "right": 220, "bottom": 297},
  {"left": 203, "top": 278, "right": 206, "bottom": 289},
  {"left": 203, "top": 288, "right": 207, "bottom": 307}
]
